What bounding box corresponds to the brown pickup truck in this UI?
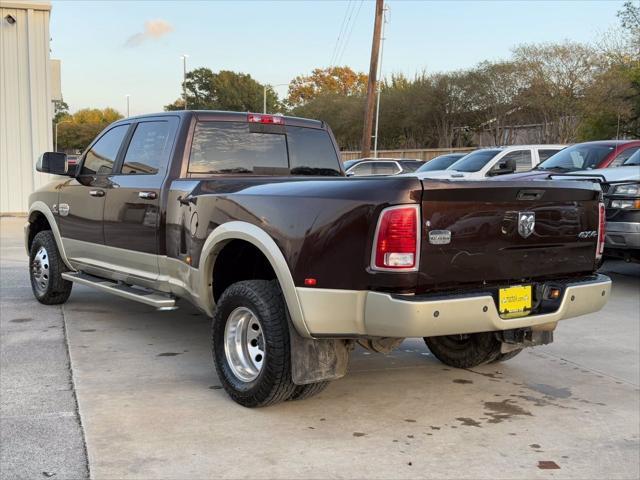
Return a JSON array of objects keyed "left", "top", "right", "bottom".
[{"left": 26, "top": 111, "right": 611, "bottom": 407}]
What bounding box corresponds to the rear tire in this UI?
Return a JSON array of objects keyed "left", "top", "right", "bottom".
[
  {"left": 490, "top": 348, "right": 522, "bottom": 363},
  {"left": 288, "top": 381, "right": 330, "bottom": 401},
  {"left": 424, "top": 332, "right": 501, "bottom": 368},
  {"left": 211, "top": 280, "right": 296, "bottom": 407},
  {"left": 29, "top": 230, "right": 72, "bottom": 305}
]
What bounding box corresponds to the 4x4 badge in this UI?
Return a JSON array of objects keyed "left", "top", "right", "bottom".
[{"left": 518, "top": 211, "right": 535, "bottom": 238}]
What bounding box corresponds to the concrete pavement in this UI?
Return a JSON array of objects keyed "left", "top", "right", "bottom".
[
  {"left": 1, "top": 217, "right": 88, "bottom": 479},
  {"left": 1, "top": 216, "right": 639, "bottom": 479}
]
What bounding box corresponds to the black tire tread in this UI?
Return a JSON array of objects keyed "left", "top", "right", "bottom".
[
  {"left": 289, "top": 381, "right": 330, "bottom": 401},
  {"left": 30, "top": 230, "right": 72, "bottom": 305},
  {"left": 424, "top": 332, "right": 502, "bottom": 369},
  {"left": 212, "top": 280, "right": 296, "bottom": 408}
]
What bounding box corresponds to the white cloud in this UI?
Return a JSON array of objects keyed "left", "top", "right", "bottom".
[{"left": 125, "top": 19, "right": 173, "bottom": 47}]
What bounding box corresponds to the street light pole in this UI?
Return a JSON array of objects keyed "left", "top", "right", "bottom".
[
  {"left": 181, "top": 54, "right": 189, "bottom": 110},
  {"left": 54, "top": 120, "right": 73, "bottom": 152},
  {"left": 126, "top": 94, "right": 130, "bottom": 117},
  {"left": 263, "top": 85, "right": 267, "bottom": 114}
]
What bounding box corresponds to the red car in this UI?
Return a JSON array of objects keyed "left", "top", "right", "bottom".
[{"left": 534, "top": 140, "right": 640, "bottom": 173}]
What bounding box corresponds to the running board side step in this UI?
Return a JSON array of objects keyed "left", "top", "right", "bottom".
[{"left": 61, "top": 272, "right": 177, "bottom": 310}]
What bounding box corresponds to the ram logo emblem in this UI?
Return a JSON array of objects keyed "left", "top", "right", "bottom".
[{"left": 517, "top": 212, "right": 535, "bottom": 238}]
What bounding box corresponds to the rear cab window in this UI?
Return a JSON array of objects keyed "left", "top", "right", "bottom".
[{"left": 188, "top": 121, "right": 341, "bottom": 176}]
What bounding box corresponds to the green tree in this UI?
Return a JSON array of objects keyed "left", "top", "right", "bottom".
[
  {"left": 286, "top": 66, "right": 367, "bottom": 108},
  {"left": 53, "top": 100, "right": 70, "bottom": 123},
  {"left": 56, "top": 108, "right": 124, "bottom": 152},
  {"left": 292, "top": 93, "right": 364, "bottom": 150},
  {"left": 164, "top": 68, "right": 281, "bottom": 112}
]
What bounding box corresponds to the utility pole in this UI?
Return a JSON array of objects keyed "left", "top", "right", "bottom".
[
  {"left": 373, "top": 5, "right": 388, "bottom": 158},
  {"left": 181, "top": 54, "right": 189, "bottom": 110},
  {"left": 361, "top": 0, "right": 384, "bottom": 158},
  {"left": 125, "top": 94, "right": 130, "bottom": 117}
]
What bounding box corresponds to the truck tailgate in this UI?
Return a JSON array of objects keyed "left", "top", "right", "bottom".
[{"left": 419, "top": 180, "right": 601, "bottom": 292}]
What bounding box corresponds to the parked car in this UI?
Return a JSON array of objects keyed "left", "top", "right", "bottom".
[
  {"left": 26, "top": 111, "right": 610, "bottom": 407},
  {"left": 561, "top": 157, "right": 639, "bottom": 263},
  {"left": 344, "top": 157, "right": 422, "bottom": 176},
  {"left": 417, "top": 145, "right": 565, "bottom": 180},
  {"left": 415, "top": 153, "right": 467, "bottom": 172},
  {"left": 534, "top": 140, "right": 640, "bottom": 173}
]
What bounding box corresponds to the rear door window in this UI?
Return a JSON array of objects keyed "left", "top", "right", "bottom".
[
  {"left": 371, "top": 162, "right": 400, "bottom": 175},
  {"left": 287, "top": 126, "right": 341, "bottom": 176},
  {"left": 189, "top": 122, "right": 288, "bottom": 175},
  {"left": 121, "top": 121, "right": 172, "bottom": 175},
  {"left": 81, "top": 124, "right": 129, "bottom": 175}
]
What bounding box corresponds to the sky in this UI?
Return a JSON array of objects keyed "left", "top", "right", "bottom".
[{"left": 50, "top": 0, "right": 625, "bottom": 116}]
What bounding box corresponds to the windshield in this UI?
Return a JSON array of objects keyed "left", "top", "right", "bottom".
[
  {"left": 536, "top": 144, "right": 614, "bottom": 171},
  {"left": 623, "top": 149, "right": 640, "bottom": 166},
  {"left": 448, "top": 149, "right": 502, "bottom": 172},
  {"left": 417, "top": 154, "right": 465, "bottom": 172}
]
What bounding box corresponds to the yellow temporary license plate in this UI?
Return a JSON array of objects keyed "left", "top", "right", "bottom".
[{"left": 498, "top": 285, "right": 532, "bottom": 318}]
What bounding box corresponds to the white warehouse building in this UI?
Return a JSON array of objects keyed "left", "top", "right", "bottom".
[{"left": 1, "top": 0, "right": 61, "bottom": 215}]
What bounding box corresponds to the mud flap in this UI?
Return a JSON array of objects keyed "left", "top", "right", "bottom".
[{"left": 288, "top": 316, "right": 351, "bottom": 385}]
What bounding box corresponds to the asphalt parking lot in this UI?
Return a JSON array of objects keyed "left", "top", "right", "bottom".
[{"left": 1, "top": 216, "right": 639, "bottom": 480}]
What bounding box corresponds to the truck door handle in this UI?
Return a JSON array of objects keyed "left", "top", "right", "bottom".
[
  {"left": 138, "top": 191, "right": 157, "bottom": 200},
  {"left": 89, "top": 189, "right": 105, "bottom": 197}
]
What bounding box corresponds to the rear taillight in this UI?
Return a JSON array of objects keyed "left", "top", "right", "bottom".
[
  {"left": 596, "top": 202, "right": 606, "bottom": 261},
  {"left": 247, "top": 113, "right": 284, "bottom": 125},
  {"left": 371, "top": 205, "right": 419, "bottom": 271}
]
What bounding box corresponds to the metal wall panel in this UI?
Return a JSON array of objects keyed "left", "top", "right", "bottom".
[{"left": 0, "top": 2, "right": 53, "bottom": 214}]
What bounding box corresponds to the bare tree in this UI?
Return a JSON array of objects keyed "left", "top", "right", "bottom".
[{"left": 513, "top": 42, "right": 601, "bottom": 143}]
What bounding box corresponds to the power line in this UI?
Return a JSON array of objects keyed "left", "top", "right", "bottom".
[
  {"left": 329, "top": 0, "right": 354, "bottom": 67},
  {"left": 336, "top": 0, "right": 365, "bottom": 66}
]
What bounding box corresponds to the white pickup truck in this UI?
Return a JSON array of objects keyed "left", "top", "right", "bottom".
[{"left": 417, "top": 145, "right": 565, "bottom": 180}]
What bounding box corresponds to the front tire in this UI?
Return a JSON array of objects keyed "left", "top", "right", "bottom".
[
  {"left": 29, "top": 230, "right": 72, "bottom": 305},
  {"left": 212, "top": 280, "right": 296, "bottom": 407},
  {"left": 424, "top": 332, "right": 502, "bottom": 368},
  {"left": 288, "top": 381, "right": 330, "bottom": 401}
]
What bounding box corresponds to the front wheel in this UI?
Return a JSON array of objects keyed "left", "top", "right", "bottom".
[
  {"left": 424, "top": 332, "right": 502, "bottom": 368},
  {"left": 29, "top": 230, "right": 72, "bottom": 305},
  {"left": 211, "top": 280, "right": 296, "bottom": 407}
]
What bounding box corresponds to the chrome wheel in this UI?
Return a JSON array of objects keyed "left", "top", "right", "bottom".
[
  {"left": 224, "top": 307, "right": 265, "bottom": 382},
  {"left": 31, "top": 246, "right": 50, "bottom": 294}
]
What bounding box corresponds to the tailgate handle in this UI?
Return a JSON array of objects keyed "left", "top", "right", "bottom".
[{"left": 517, "top": 189, "right": 544, "bottom": 201}]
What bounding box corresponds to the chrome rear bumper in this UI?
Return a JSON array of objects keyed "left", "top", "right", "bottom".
[{"left": 297, "top": 275, "right": 611, "bottom": 338}]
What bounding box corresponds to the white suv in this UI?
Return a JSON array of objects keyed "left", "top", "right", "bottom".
[{"left": 416, "top": 145, "right": 565, "bottom": 180}]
